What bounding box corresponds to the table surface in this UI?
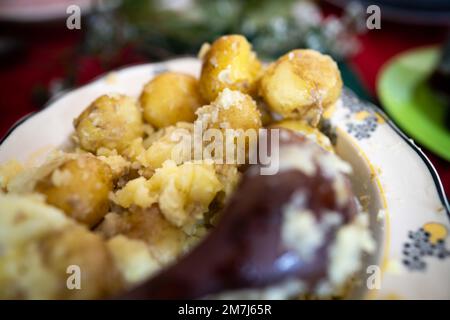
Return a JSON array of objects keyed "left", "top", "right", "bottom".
[{"left": 0, "top": 10, "right": 449, "bottom": 200}]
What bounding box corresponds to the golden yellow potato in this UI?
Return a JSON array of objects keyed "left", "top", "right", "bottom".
[
  {"left": 96, "top": 151, "right": 131, "bottom": 181},
  {"left": 196, "top": 89, "right": 262, "bottom": 164},
  {"left": 0, "top": 193, "right": 122, "bottom": 299},
  {"left": 74, "top": 94, "right": 143, "bottom": 153},
  {"left": 111, "top": 160, "right": 223, "bottom": 234},
  {"left": 137, "top": 122, "right": 194, "bottom": 170},
  {"left": 212, "top": 164, "right": 241, "bottom": 207},
  {"left": 270, "top": 120, "right": 334, "bottom": 153},
  {"left": 36, "top": 225, "right": 123, "bottom": 299},
  {"left": 35, "top": 154, "right": 113, "bottom": 227},
  {"left": 97, "top": 207, "right": 189, "bottom": 265},
  {"left": 106, "top": 235, "right": 160, "bottom": 287},
  {"left": 260, "top": 49, "right": 342, "bottom": 126},
  {"left": 147, "top": 161, "right": 223, "bottom": 231},
  {"left": 0, "top": 160, "right": 23, "bottom": 191},
  {"left": 199, "top": 35, "right": 262, "bottom": 102},
  {"left": 196, "top": 88, "right": 262, "bottom": 131},
  {"left": 140, "top": 72, "right": 205, "bottom": 128}
]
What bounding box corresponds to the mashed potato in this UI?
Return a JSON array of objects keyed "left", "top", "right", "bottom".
[
  {"left": 107, "top": 235, "right": 160, "bottom": 287},
  {"left": 0, "top": 193, "right": 122, "bottom": 299},
  {"left": 96, "top": 206, "right": 188, "bottom": 265},
  {"left": 111, "top": 160, "right": 223, "bottom": 234}
]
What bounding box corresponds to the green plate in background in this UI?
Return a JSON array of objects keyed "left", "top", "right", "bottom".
[{"left": 377, "top": 47, "right": 450, "bottom": 161}]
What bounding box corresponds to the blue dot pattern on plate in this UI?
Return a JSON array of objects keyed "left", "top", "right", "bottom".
[{"left": 402, "top": 227, "right": 450, "bottom": 271}]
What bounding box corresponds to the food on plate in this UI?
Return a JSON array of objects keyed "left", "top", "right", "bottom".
[
  {"left": 140, "top": 72, "right": 205, "bottom": 128},
  {"left": 195, "top": 89, "right": 262, "bottom": 163},
  {"left": 260, "top": 49, "right": 342, "bottom": 126},
  {"left": 74, "top": 94, "right": 143, "bottom": 154},
  {"left": 106, "top": 235, "right": 160, "bottom": 287},
  {"left": 34, "top": 154, "right": 113, "bottom": 227},
  {"left": 199, "top": 35, "right": 262, "bottom": 102},
  {"left": 124, "top": 130, "right": 374, "bottom": 299},
  {"left": 96, "top": 149, "right": 132, "bottom": 180},
  {"left": 0, "top": 160, "right": 23, "bottom": 191},
  {"left": 0, "top": 193, "right": 122, "bottom": 299},
  {"left": 6, "top": 153, "right": 113, "bottom": 228},
  {"left": 110, "top": 160, "right": 223, "bottom": 233},
  {"left": 196, "top": 88, "right": 262, "bottom": 132},
  {"left": 0, "top": 33, "right": 374, "bottom": 300},
  {"left": 96, "top": 206, "right": 190, "bottom": 266},
  {"left": 136, "top": 122, "right": 195, "bottom": 170}
]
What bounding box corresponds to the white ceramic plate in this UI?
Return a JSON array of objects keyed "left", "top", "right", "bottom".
[{"left": 1, "top": 58, "right": 449, "bottom": 299}]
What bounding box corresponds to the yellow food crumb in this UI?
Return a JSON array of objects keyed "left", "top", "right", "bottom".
[
  {"left": 137, "top": 122, "right": 194, "bottom": 169},
  {"left": 149, "top": 160, "right": 223, "bottom": 231},
  {"left": 97, "top": 153, "right": 131, "bottom": 180},
  {"left": 111, "top": 160, "right": 223, "bottom": 233},
  {"left": 50, "top": 168, "right": 72, "bottom": 187},
  {"left": 107, "top": 235, "right": 160, "bottom": 286},
  {"left": 123, "top": 137, "right": 146, "bottom": 162},
  {"left": 0, "top": 160, "right": 24, "bottom": 191},
  {"left": 111, "top": 177, "right": 156, "bottom": 209}
]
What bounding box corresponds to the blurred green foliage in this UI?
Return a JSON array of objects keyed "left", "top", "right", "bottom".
[{"left": 83, "top": 0, "right": 360, "bottom": 61}]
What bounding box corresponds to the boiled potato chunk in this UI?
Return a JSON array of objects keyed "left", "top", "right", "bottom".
[
  {"left": 111, "top": 160, "right": 223, "bottom": 234},
  {"left": 34, "top": 225, "right": 123, "bottom": 299},
  {"left": 140, "top": 72, "right": 205, "bottom": 128},
  {"left": 147, "top": 161, "right": 223, "bottom": 232},
  {"left": 106, "top": 235, "right": 160, "bottom": 287},
  {"left": 0, "top": 160, "right": 23, "bottom": 191},
  {"left": 0, "top": 193, "right": 122, "bottom": 299},
  {"left": 35, "top": 154, "right": 113, "bottom": 227},
  {"left": 196, "top": 88, "right": 262, "bottom": 132},
  {"left": 195, "top": 89, "right": 262, "bottom": 164},
  {"left": 260, "top": 49, "right": 342, "bottom": 125},
  {"left": 74, "top": 94, "right": 143, "bottom": 154},
  {"left": 137, "top": 122, "right": 194, "bottom": 170},
  {"left": 199, "top": 35, "right": 262, "bottom": 102}
]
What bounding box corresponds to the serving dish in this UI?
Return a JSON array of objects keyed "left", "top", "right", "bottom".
[{"left": 1, "top": 58, "right": 449, "bottom": 299}]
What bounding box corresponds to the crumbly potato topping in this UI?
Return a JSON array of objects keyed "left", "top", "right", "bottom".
[
  {"left": 96, "top": 207, "right": 189, "bottom": 266},
  {"left": 111, "top": 160, "right": 224, "bottom": 234},
  {"left": 0, "top": 160, "right": 24, "bottom": 191},
  {"left": 107, "top": 235, "right": 160, "bottom": 287},
  {"left": 136, "top": 122, "right": 195, "bottom": 169},
  {"left": 196, "top": 88, "right": 262, "bottom": 131},
  {"left": 74, "top": 94, "right": 143, "bottom": 154},
  {"left": 0, "top": 193, "right": 122, "bottom": 299},
  {"left": 199, "top": 35, "right": 262, "bottom": 102}
]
